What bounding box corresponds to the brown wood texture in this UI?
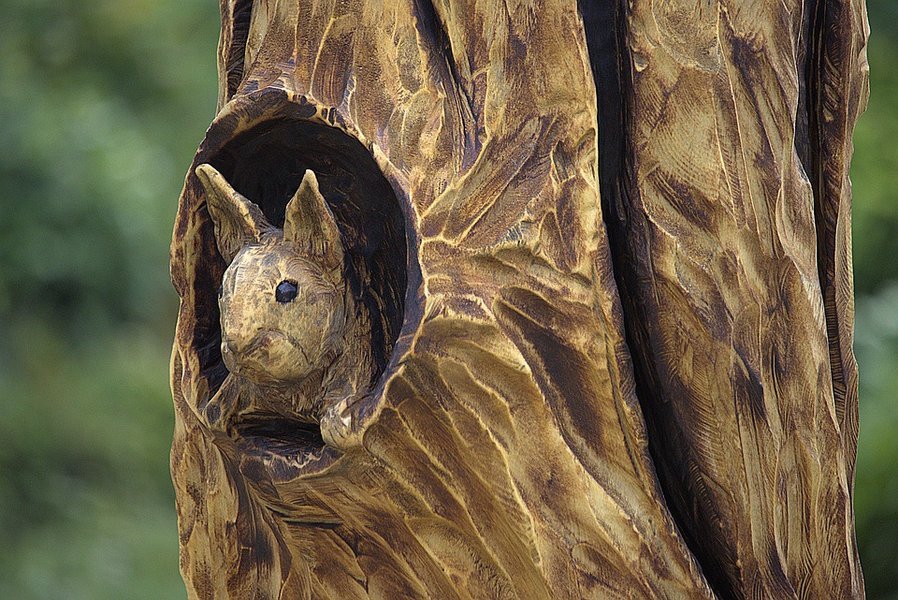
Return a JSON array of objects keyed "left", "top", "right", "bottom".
[{"left": 169, "top": 0, "right": 869, "bottom": 598}]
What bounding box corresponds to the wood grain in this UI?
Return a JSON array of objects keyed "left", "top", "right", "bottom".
[
  {"left": 589, "top": 0, "right": 869, "bottom": 596},
  {"left": 169, "top": 0, "right": 868, "bottom": 597}
]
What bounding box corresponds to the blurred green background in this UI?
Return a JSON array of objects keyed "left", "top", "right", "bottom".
[{"left": 0, "top": 0, "right": 895, "bottom": 598}]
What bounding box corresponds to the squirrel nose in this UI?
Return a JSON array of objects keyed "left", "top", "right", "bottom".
[
  {"left": 227, "top": 331, "right": 258, "bottom": 355},
  {"left": 220, "top": 313, "right": 256, "bottom": 355}
]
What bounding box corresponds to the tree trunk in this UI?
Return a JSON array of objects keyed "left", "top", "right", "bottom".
[{"left": 169, "top": 0, "right": 869, "bottom": 598}]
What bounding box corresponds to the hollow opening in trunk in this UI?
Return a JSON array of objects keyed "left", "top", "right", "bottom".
[{"left": 199, "top": 117, "right": 409, "bottom": 400}]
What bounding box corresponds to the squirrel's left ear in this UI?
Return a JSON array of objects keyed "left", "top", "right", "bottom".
[
  {"left": 195, "top": 163, "right": 274, "bottom": 263},
  {"left": 283, "top": 170, "right": 344, "bottom": 270}
]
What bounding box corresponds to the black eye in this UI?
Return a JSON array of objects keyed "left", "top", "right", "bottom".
[{"left": 275, "top": 279, "right": 298, "bottom": 303}]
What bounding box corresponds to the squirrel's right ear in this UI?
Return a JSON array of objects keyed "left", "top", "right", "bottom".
[
  {"left": 195, "top": 164, "right": 273, "bottom": 263},
  {"left": 283, "top": 170, "right": 344, "bottom": 270}
]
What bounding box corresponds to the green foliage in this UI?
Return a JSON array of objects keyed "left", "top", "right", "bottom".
[
  {"left": 0, "top": 0, "right": 894, "bottom": 597},
  {"left": 0, "top": 320, "right": 183, "bottom": 599},
  {"left": 850, "top": 2, "right": 898, "bottom": 598},
  {"left": 853, "top": 0, "right": 898, "bottom": 295},
  {"left": 855, "top": 286, "right": 898, "bottom": 600},
  {"left": 0, "top": 0, "right": 218, "bottom": 597}
]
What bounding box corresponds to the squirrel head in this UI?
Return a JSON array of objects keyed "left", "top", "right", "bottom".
[{"left": 196, "top": 163, "right": 349, "bottom": 387}]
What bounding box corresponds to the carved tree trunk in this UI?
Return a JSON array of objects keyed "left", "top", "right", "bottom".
[{"left": 169, "top": 1, "right": 869, "bottom": 598}]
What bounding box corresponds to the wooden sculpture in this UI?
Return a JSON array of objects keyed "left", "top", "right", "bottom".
[
  {"left": 194, "top": 164, "right": 374, "bottom": 444},
  {"left": 169, "top": 0, "right": 869, "bottom": 598}
]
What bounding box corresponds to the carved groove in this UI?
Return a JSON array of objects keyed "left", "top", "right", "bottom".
[
  {"left": 225, "top": 0, "right": 253, "bottom": 100},
  {"left": 805, "top": 0, "right": 866, "bottom": 485},
  {"left": 581, "top": 0, "right": 867, "bottom": 597},
  {"left": 578, "top": 0, "right": 731, "bottom": 596}
]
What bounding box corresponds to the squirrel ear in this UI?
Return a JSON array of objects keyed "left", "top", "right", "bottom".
[
  {"left": 283, "top": 170, "right": 344, "bottom": 269},
  {"left": 195, "top": 163, "right": 273, "bottom": 263}
]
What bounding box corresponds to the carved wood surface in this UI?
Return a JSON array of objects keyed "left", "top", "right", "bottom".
[
  {"left": 588, "top": 0, "right": 870, "bottom": 596},
  {"left": 169, "top": 0, "right": 868, "bottom": 598}
]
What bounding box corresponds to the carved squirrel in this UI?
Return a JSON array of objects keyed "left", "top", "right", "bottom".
[{"left": 195, "top": 164, "right": 373, "bottom": 431}]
